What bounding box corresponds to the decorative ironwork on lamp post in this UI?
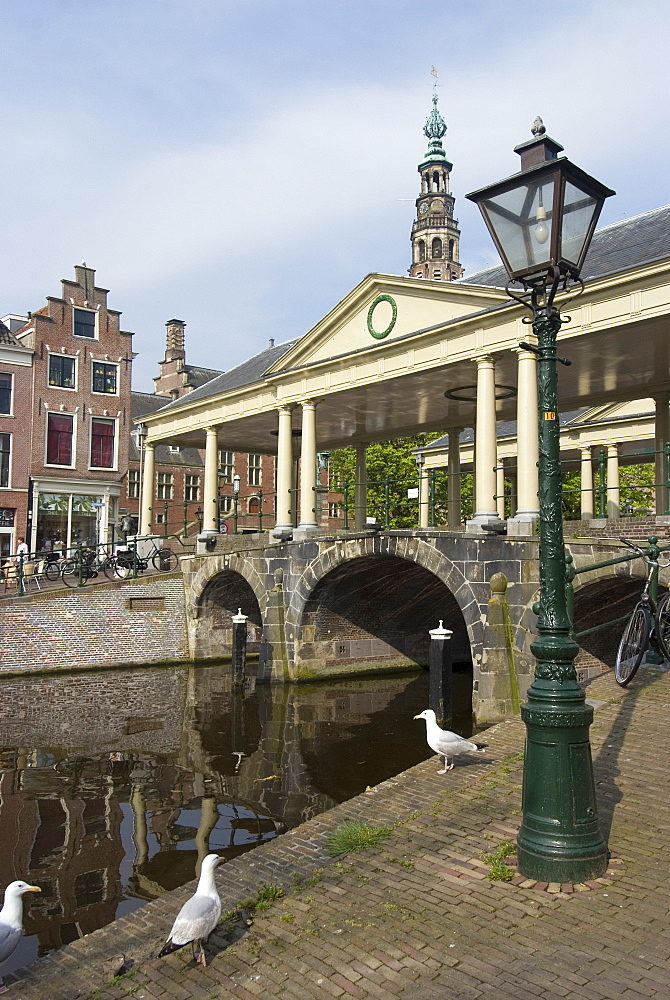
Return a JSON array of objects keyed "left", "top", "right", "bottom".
[{"left": 466, "top": 118, "right": 615, "bottom": 883}]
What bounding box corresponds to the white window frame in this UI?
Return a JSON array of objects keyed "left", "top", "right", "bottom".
[
  {"left": 219, "top": 450, "right": 234, "bottom": 482},
  {"left": 248, "top": 453, "right": 262, "bottom": 487},
  {"left": 88, "top": 416, "right": 118, "bottom": 471},
  {"left": 156, "top": 471, "right": 174, "bottom": 501},
  {"left": 127, "top": 469, "right": 140, "bottom": 499},
  {"left": 0, "top": 372, "right": 13, "bottom": 415},
  {"left": 72, "top": 306, "right": 98, "bottom": 340},
  {"left": 45, "top": 411, "right": 76, "bottom": 469},
  {"left": 0, "top": 433, "right": 11, "bottom": 489},
  {"left": 91, "top": 360, "right": 119, "bottom": 396},
  {"left": 48, "top": 353, "right": 78, "bottom": 392},
  {"left": 184, "top": 474, "right": 200, "bottom": 502}
]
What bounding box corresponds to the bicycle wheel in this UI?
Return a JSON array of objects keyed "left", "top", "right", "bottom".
[
  {"left": 114, "top": 557, "right": 132, "bottom": 580},
  {"left": 615, "top": 603, "right": 651, "bottom": 686},
  {"left": 152, "top": 548, "right": 178, "bottom": 572},
  {"left": 655, "top": 590, "right": 670, "bottom": 661},
  {"left": 61, "top": 559, "right": 83, "bottom": 588},
  {"left": 43, "top": 561, "right": 62, "bottom": 582},
  {"left": 102, "top": 558, "right": 118, "bottom": 580}
]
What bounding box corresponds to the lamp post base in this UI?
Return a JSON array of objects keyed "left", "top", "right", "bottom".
[{"left": 517, "top": 645, "right": 608, "bottom": 883}]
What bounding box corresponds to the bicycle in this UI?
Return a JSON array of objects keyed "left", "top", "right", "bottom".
[
  {"left": 615, "top": 537, "right": 670, "bottom": 686},
  {"left": 60, "top": 546, "right": 118, "bottom": 587},
  {"left": 113, "top": 538, "right": 179, "bottom": 578}
]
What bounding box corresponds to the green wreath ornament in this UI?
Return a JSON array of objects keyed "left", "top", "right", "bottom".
[{"left": 367, "top": 294, "right": 397, "bottom": 340}]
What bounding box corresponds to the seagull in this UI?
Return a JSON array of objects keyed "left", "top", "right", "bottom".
[
  {"left": 0, "top": 880, "right": 41, "bottom": 993},
  {"left": 157, "top": 854, "right": 223, "bottom": 966},
  {"left": 414, "top": 709, "right": 486, "bottom": 773}
]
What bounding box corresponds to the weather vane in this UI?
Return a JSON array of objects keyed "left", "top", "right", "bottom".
[{"left": 430, "top": 65, "right": 440, "bottom": 96}]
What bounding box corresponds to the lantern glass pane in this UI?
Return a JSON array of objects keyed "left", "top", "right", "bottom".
[
  {"left": 482, "top": 177, "right": 555, "bottom": 275},
  {"left": 561, "top": 180, "right": 598, "bottom": 267}
]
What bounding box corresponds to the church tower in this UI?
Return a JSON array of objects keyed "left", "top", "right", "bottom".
[{"left": 409, "top": 94, "right": 464, "bottom": 281}]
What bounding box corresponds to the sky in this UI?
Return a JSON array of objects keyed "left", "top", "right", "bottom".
[{"left": 1, "top": 0, "right": 669, "bottom": 391}]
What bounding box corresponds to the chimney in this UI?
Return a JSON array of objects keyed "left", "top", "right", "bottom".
[
  {"left": 74, "top": 261, "right": 96, "bottom": 301},
  {"left": 268, "top": 337, "right": 275, "bottom": 348},
  {"left": 165, "top": 318, "right": 186, "bottom": 360}
]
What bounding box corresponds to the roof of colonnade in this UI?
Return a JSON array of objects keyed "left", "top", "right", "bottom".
[{"left": 140, "top": 205, "right": 670, "bottom": 454}]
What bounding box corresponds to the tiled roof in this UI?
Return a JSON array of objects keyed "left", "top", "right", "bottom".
[
  {"left": 130, "top": 391, "right": 204, "bottom": 465},
  {"left": 184, "top": 364, "right": 222, "bottom": 388},
  {"left": 0, "top": 321, "right": 20, "bottom": 347},
  {"left": 154, "top": 339, "right": 299, "bottom": 413},
  {"left": 464, "top": 204, "right": 670, "bottom": 289},
  {"left": 424, "top": 409, "right": 586, "bottom": 448}
]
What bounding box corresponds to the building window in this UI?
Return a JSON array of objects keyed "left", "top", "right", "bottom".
[
  {"left": 219, "top": 450, "right": 234, "bottom": 482},
  {"left": 46, "top": 412, "right": 74, "bottom": 466},
  {"left": 328, "top": 502, "right": 340, "bottom": 518},
  {"left": 219, "top": 495, "right": 233, "bottom": 514},
  {"left": 0, "top": 373, "right": 12, "bottom": 414},
  {"left": 185, "top": 474, "right": 200, "bottom": 501},
  {"left": 433, "top": 270, "right": 442, "bottom": 279},
  {"left": 157, "top": 472, "right": 173, "bottom": 500},
  {"left": 432, "top": 237, "right": 442, "bottom": 259},
  {"left": 92, "top": 361, "right": 118, "bottom": 394},
  {"left": 418, "top": 240, "right": 426, "bottom": 262},
  {"left": 48, "top": 355, "right": 76, "bottom": 389},
  {"left": 448, "top": 238, "right": 455, "bottom": 260},
  {"left": 128, "top": 469, "right": 140, "bottom": 499},
  {"left": 73, "top": 308, "right": 97, "bottom": 339},
  {"left": 248, "top": 495, "right": 260, "bottom": 515},
  {"left": 155, "top": 512, "right": 165, "bottom": 524},
  {"left": 0, "top": 434, "right": 10, "bottom": 487},
  {"left": 90, "top": 418, "right": 116, "bottom": 468},
  {"left": 248, "top": 453, "right": 262, "bottom": 486}
]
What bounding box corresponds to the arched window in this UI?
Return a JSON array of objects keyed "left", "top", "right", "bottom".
[
  {"left": 432, "top": 237, "right": 442, "bottom": 259},
  {"left": 432, "top": 171, "right": 440, "bottom": 191},
  {"left": 418, "top": 240, "right": 426, "bottom": 262},
  {"left": 448, "top": 239, "right": 455, "bottom": 261}
]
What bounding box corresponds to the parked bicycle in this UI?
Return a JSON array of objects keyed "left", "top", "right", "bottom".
[
  {"left": 615, "top": 537, "right": 670, "bottom": 686},
  {"left": 59, "top": 546, "right": 118, "bottom": 587},
  {"left": 113, "top": 538, "right": 179, "bottom": 578}
]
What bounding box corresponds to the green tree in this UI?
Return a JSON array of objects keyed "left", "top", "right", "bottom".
[
  {"left": 329, "top": 435, "right": 474, "bottom": 528},
  {"left": 562, "top": 461, "right": 655, "bottom": 519}
]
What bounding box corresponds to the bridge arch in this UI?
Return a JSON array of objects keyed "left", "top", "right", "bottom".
[
  {"left": 188, "top": 555, "right": 267, "bottom": 661},
  {"left": 287, "top": 535, "right": 484, "bottom": 678}
]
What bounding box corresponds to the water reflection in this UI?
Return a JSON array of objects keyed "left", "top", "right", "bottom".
[{"left": 0, "top": 663, "right": 472, "bottom": 975}]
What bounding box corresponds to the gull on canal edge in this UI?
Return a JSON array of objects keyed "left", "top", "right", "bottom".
[
  {"left": 414, "top": 709, "right": 486, "bottom": 773},
  {"left": 0, "top": 880, "right": 41, "bottom": 994},
  {"left": 157, "top": 854, "right": 222, "bottom": 967}
]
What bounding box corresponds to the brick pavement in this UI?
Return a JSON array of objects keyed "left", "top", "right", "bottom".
[{"left": 6, "top": 667, "right": 670, "bottom": 1000}]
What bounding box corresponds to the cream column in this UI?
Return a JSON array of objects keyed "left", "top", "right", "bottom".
[
  {"left": 471, "top": 356, "right": 499, "bottom": 524},
  {"left": 298, "top": 400, "right": 318, "bottom": 533},
  {"left": 417, "top": 456, "right": 430, "bottom": 529},
  {"left": 202, "top": 427, "right": 219, "bottom": 533},
  {"left": 355, "top": 443, "right": 368, "bottom": 531},
  {"left": 512, "top": 345, "right": 540, "bottom": 522},
  {"left": 496, "top": 459, "right": 506, "bottom": 520},
  {"left": 273, "top": 406, "right": 294, "bottom": 538},
  {"left": 607, "top": 444, "right": 620, "bottom": 519},
  {"left": 139, "top": 442, "right": 155, "bottom": 535},
  {"left": 447, "top": 428, "right": 462, "bottom": 528},
  {"left": 654, "top": 392, "right": 670, "bottom": 515},
  {"left": 580, "top": 447, "right": 594, "bottom": 520}
]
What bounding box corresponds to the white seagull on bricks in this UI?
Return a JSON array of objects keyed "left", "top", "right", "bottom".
[
  {"left": 414, "top": 709, "right": 486, "bottom": 773},
  {"left": 0, "top": 879, "right": 41, "bottom": 993},
  {"left": 158, "top": 854, "right": 222, "bottom": 966}
]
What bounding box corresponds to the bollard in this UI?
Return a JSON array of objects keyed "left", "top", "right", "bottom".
[
  {"left": 429, "top": 620, "right": 453, "bottom": 729},
  {"left": 231, "top": 608, "right": 248, "bottom": 688}
]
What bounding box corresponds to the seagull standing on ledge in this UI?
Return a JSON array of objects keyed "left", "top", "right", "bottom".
[
  {"left": 0, "top": 880, "right": 41, "bottom": 993},
  {"left": 158, "top": 854, "right": 222, "bottom": 966},
  {"left": 414, "top": 709, "right": 485, "bottom": 773}
]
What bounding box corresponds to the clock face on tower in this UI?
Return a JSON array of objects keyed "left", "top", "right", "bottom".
[{"left": 419, "top": 203, "right": 428, "bottom": 214}]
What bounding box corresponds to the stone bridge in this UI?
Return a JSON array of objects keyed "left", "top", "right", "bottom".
[{"left": 180, "top": 529, "right": 660, "bottom": 723}]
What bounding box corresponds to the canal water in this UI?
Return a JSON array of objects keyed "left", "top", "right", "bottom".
[{"left": 0, "top": 662, "right": 473, "bottom": 976}]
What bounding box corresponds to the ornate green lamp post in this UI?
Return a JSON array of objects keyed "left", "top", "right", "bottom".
[{"left": 467, "top": 119, "right": 614, "bottom": 882}]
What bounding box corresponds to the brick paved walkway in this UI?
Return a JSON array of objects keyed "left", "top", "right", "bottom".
[{"left": 6, "top": 667, "right": 670, "bottom": 1000}]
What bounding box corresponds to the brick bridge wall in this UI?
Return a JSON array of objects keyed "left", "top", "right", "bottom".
[{"left": 0, "top": 575, "right": 189, "bottom": 674}]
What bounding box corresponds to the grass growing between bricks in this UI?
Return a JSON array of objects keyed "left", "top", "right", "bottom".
[
  {"left": 482, "top": 839, "right": 516, "bottom": 881},
  {"left": 326, "top": 821, "right": 393, "bottom": 856}
]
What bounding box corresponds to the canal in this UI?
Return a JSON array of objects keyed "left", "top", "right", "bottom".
[{"left": 0, "top": 661, "right": 474, "bottom": 976}]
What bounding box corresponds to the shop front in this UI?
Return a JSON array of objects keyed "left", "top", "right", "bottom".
[{"left": 30, "top": 479, "right": 120, "bottom": 555}]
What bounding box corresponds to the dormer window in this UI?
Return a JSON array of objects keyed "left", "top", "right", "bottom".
[{"left": 73, "top": 308, "right": 96, "bottom": 339}]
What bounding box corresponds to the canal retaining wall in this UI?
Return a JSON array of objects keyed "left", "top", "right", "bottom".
[{"left": 0, "top": 575, "right": 189, "bottom": 674}]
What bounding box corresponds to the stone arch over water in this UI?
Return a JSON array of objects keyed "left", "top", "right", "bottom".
[{"left": 191, "top": 565, "right": 264, "bottom": 660}]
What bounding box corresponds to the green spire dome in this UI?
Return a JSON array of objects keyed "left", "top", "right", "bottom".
[{"left": 419, "top": 93, "right": 452, "bottom": 170}]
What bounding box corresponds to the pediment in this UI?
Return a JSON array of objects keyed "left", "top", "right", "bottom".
[{"left": 266, "top": 274, "right": 505, "bottom": 374}]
